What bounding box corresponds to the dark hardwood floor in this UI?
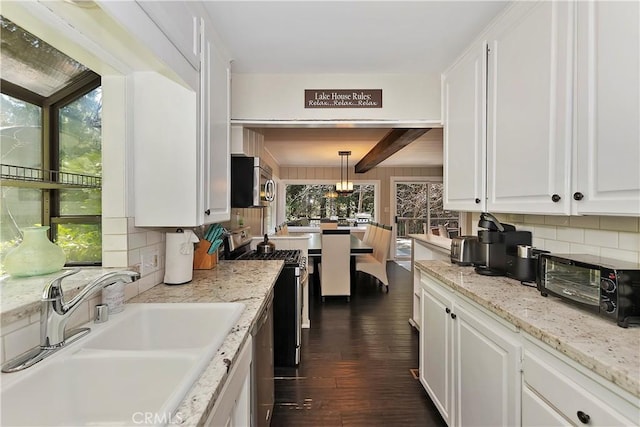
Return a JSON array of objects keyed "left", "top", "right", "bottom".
[{"left": 271, "top": 262, "right": 446, "bottom": 426}]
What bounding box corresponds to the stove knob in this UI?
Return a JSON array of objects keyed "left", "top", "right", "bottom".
[
  {"left": 600, "top": 299, "right": 616, "bottom": 313},
  {"left": 600, "top": 278, "right": 616, "bottom": 293}
]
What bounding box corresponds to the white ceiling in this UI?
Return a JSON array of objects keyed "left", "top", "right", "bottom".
[
  {"left": 204, "top": 1, "right": 507, "bottom": 167},
  {"left": 258, "top": 127, "right": 444, "bottom": 167}
]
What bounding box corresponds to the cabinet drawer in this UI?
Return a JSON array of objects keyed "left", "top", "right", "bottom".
[
  {"left": 522, "top": 385, "right": 569, "bottom": 427},
  {"left": 523, "top": 347, "right": 637, "bottom": 426}
]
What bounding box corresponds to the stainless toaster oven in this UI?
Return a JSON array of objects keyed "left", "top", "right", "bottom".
[{"left": 537, "top": 253, "right": 640, "bottom": 328}]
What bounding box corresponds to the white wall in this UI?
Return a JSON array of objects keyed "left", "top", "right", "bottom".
[{"left": 231, "top": 73, "right": 441, "bottom": 122}]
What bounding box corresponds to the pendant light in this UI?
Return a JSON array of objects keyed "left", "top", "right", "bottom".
[{"left": 336, "top": 150, "right": 354, "bottom": 196}]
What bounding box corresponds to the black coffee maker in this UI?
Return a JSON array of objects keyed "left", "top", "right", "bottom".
[{"left": 475, "top": 212, "right": 531, "bottom": 276}]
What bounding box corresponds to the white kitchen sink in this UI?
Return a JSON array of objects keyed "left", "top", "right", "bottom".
[
  {"left": 1, "top": 302, "right": 245, "bottom": 426},
  {"left": 83, "top": 303, "right": 245, "bottom": 351}
]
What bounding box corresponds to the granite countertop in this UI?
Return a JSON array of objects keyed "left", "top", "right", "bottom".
[
  {"left": 409, "top": 233, "right": 452, "bottom": 252},
  {"left": 415, "top": 260, "right": 640, "bottom": 398},
  {"left": 128, "top": 260, "right": 283, "bottom": 426}
]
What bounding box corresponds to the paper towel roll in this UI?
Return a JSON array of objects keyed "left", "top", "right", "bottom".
[
  {"left": 102, "top": 281, "right": 125, "bottom": 314},
  {"left": 164, "top": 229, "right": 199, "bottom": 285}
]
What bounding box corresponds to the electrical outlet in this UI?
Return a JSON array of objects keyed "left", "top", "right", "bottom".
[{"left": 140, "top": 248, "right": 160, "bottom": 277}]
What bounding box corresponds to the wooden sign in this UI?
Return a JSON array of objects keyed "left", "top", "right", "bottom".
[{"left": 305, "top": 89, "right": 382, "bottom": 108}]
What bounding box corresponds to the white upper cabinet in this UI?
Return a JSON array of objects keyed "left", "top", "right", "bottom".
[
  {"left": 230, "top": 126, "right": 265, "bottom": 157},
  {"left": 97, "top": 1, "right": 199, "bottom": 90},
  {"left": 136, "top": 1, "right": 200, "bottom": 70},
  {"left": 442, "top": 41, "right": 487, "bottom": 212},
  {"left": 132, "top": 12, "right": 231, "bottom": 227},
  {"left": 486, "top": 1, "right": 573, "bottom": 215},
  {"left": 200, "top": 19, "right": 232, "bottom": 224},
  {"left": 443, "top": 0, "right": 639, "bottom": 216},
  {"left": 573, "top": 1, "right": 640, "bottom": 216},
  {"left": 132, "top": 72, "right": 201, "bottom": 227}
]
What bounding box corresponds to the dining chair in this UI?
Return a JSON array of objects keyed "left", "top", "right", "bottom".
[
  {"left": 319, "top": 229, "right": 351, "bottom": 302},
  {"left": 361, "top": 223, "right": 372, "bottom": 243},
  {"left": 356, "top": 225, "right": 392, "bottom": 292},
  {"left": 365, "top": 223, "right": 380, "bottom": 246}
]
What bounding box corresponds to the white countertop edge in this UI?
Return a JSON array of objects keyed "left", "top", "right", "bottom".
[{"left": 408, "top": 233, "right": 452, "bottom": 252}]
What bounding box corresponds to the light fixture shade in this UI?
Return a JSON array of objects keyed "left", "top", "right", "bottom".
[
  {"left": 336, "top": 150, "right": 355, "bottom": 195},
  {"left": 336, "top": 181, "right": 353, "bottom": 192}
]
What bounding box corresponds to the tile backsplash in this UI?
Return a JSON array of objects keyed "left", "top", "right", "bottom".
[{"left": 472, "top": 213, "right": 640, "bottom": 263}]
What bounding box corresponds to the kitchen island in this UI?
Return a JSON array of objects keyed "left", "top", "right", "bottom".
[{"left": 415, "top": 260, "right": 639, "bottom": 426}]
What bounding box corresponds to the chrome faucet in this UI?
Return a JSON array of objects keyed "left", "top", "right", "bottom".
[
  {"left": 2, "top": 269, "right": 140, "bottom": 373},
  {"left": 40, "top": 269, "right": 140, "bottom": 348}
]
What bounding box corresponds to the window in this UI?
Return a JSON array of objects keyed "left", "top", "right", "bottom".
[
  {"left": 53, "top": 87, "right": 103, "bottom": 264},
  {"left": 1, "top": 16, "right": 102, "bottom": 270},
  {"left": 285, "top": 183, "right": 375, "bottom": 226},
  {"left": 396, "top": 182, "right": 460, "bottom": 238}
]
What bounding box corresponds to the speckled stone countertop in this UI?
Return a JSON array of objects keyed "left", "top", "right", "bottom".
[
  {"left": 128, "top": 260, "right": 283, "bottom": 426},
  {"left": 415, "top": 260, "right": 640, "bottom": 398}
]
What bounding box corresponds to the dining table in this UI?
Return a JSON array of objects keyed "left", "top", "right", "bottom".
[{"left": 307, "top": 232, "right": 373, "bottom": 256}]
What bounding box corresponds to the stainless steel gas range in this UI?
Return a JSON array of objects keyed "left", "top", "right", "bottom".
[{"left": 239, "top": 249, "right": 306, "bottom": 367}]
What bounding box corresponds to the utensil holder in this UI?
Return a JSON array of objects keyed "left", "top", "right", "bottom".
[{"left": 193, "top": 240, "right": 218, "bottom": 270}]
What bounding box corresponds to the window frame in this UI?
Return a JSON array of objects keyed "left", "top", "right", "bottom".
[
  {"left": 1, "top": 71, "right": 102, "bottom": 265},
  {"left": 279, "top": 179, "right": 381, "bottom": 226}
]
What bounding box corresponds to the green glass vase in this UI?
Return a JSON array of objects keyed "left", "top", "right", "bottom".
[{"left": 4, "top": 226, "right": 67, "bottom": 277}]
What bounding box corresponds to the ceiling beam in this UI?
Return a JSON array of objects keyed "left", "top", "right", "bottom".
[{"left": 354, "top": 128, "right": 431, "bottom": 173}]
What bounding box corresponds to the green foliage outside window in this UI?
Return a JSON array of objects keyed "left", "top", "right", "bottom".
[
  {"left": 285, "top": 184, "right": 375, "bottom": 224},
  {"left": 55, "top": 87, "right": 102, "bottom": 263},
  {"left": 0, "top": 87, "right": 103, "bottom": 271}
]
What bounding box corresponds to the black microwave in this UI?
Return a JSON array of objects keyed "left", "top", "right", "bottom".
[
  {"left": 231, "top": 156, "right": 275, "bottom": 208},
  {"left": 537, "top": 253, "right": 640, "bottom": 328}
]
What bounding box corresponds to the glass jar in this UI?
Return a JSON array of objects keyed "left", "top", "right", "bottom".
[{"left": 4, "top": 226, "right": 67, "bottom": 277}]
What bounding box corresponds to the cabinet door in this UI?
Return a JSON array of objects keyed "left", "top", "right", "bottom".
[
  {"left": 419, "top": 280, "right": 454, "bottom": 425},
  {"left": 454, "top": 301, "right": 521, "bottom": 427},
  {"left": 442, "top": 43, "right": 486, "bottom": 212},
  {"left": 200, "top": 21, "right": 231, "bottom": 224},
  {"left": 486, "top": 1, "right": 573, "bottom": 214},
  {"left": 206, "top": 338, "right": 252, "bottom": 426},
  {"left": 574, "top": 1, "right": 640, "bottom": 216},
  {"left": 133, "top": 72, "right": 200, "bottom": 227},
  {"left": 136, "top": 0, "right": 200, "bottom": 70}
]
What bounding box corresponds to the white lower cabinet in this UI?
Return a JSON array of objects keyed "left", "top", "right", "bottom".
[
  {"left": 419, "top": 280, "right": 454, "bottom": 424},
  {"left": 206, "top": 337, "right": 252, "bottom": 427},
  {"left": 418, "top": 268, "right": 640, "bottom": 427},
  {"left": 522, "top": 336, "right": 639, "bottom": 427},
  {"left": 522, "top": 385, "right": 569, "bottom": 427},
  {"left": 419, "top": 270, "right": 521, "bottom": 427}
]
